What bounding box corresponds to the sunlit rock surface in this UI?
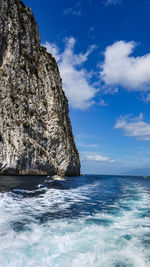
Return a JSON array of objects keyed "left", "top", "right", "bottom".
[{"left": 0, "top": 0, "right": 80, "bottom": 176}]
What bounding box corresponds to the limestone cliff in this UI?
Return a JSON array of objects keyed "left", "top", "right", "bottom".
[{"left": 0, "top": 0, "right": 80, "bottom": 176}]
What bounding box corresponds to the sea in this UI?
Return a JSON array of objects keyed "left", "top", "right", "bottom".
[{"left": 0, "top": 174, "right": 150, "bottom": 267}]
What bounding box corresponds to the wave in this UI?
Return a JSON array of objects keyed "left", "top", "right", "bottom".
[{"left": 0, "top": 175, "right": 150, "bottom": 266}]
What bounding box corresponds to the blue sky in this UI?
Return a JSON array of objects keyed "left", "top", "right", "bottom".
[{"left": 23, "top": 0, "right": 150, "bottom": 175}]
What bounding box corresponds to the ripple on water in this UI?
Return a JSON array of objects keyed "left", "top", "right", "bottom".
[{"left": 0, "top": 175, "right": 150, "bottom": 266}]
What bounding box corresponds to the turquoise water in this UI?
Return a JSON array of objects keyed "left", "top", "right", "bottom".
[{"left": 0, "top": 175, "right": 150, "bottom": 266}]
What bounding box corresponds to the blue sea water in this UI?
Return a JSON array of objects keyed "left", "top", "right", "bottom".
[{"left": 0, "top": 174, "right": 150, "bottom": 267}]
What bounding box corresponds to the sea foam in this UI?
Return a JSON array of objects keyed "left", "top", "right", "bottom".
[{"left": 0, "top": 175, "right": 150, "bottom": 267}]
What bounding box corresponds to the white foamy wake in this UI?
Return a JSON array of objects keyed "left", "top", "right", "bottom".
[{"left": 0, "top": 179, "right": 150, "bottom": 267}]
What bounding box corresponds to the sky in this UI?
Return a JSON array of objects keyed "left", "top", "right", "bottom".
[{"left": 23, "top": 0, "right": 150, "bottom": 175}]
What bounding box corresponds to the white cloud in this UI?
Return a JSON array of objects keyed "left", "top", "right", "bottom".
[
  {"left": 99, "top": 99, "right": 108, "bottom": 106},
  {"left": 114, "top": 113, "right": 150, "bottom": 140},
  {"left": 77, "top": 143, "right": 98, "bottom": 148},
  {"left": 43, "top": 39, "right": 150, "bottom": 106},
  {"left": 101, "top": 41, "right": 150, "bottom": 92},
  {"left": 63, "top": 8, "right": 73, "bottom": 15},
  {"left": 63, "top": 8, "right": 81, "bottom": 16},
  {"left": 63, "top": 2, "right": 82, "bottom": 16},
  {"left": 104, "top": 0, "right": 122, "bottom": 6},
  {"left": 43, "top": 37, "right": 97, "bottom": 109},
  {"left": 102, "top": 85, "right": 118, "bottom": 95},
  {"left": 82, "top": 154, "right": 115, "bottom": 163},
  {"left": 142, "top": 93, "right": 150, "bottom": 103},
  {"left": 43, "top": 42, "right": 61, "bottom": 62}
]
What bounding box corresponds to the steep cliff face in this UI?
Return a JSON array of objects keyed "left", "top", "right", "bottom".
[{"left": 0, "top": 0, "right": 80, "bottom": 176}]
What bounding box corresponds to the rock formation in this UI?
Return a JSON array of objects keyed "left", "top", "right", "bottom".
[{"left": 0, "top": 0, "right": 80, "bottom": 176}]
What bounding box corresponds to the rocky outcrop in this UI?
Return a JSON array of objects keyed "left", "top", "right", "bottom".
[{"left": 0, "top": 0, "right": 80, "bottom": 176}]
